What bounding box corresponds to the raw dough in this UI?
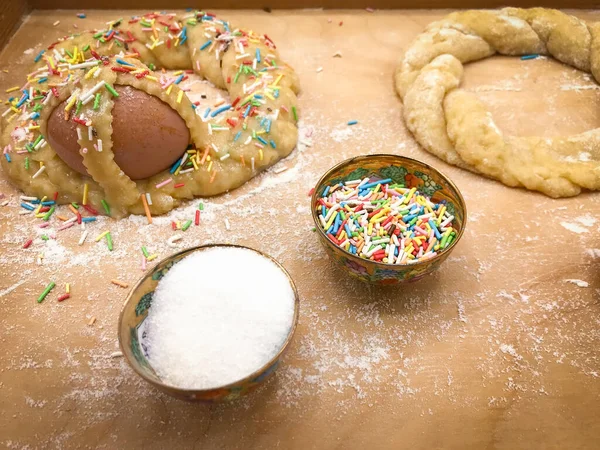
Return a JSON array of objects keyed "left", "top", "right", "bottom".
[
  {"left": 0, "top": 12, "right": 300, "bottom": 216},
  {"left": 395, "top": 8, "right": 600, "bottom": 198}
]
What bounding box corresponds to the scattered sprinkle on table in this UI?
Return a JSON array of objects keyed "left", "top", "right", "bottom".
[
  {"left": 37, "top": 282, "right": 55, "bottom": 303},
  {"left": 521, "top": 54, "right": 540, "bottom": 60},
  {"left": 315, "top": 177, "right": 457, "bottom": 264},
  {"left": 106, "top": 232, "right": 114, "bottom": 251},
  {"left": 167, "top": 234, "right": 183, "bottom": 247},
  {"left": 95, "top": 231, "right": 109, "bottom": 242},
  {"left": 78, "top": 230, "right": 88, "bottom": 246},
  {"left": 111, "top": 279, "right": 129, "bottom": 289},
  {"left": 347, "top": 120, "right": 358, "bottom": 126},
  {"left": 143, "top": 247, "right": 296, "bottom": 390}
]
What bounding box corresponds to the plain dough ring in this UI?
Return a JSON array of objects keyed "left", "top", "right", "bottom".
[
  {"left": 0, "top": 11, "right": 300, "bottom": 216},
  {"left": 395, "top": 8, "right": 600, "bottom": 198}
]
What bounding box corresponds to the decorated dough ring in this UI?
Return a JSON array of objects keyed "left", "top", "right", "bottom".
[
  {"left": 395, "top": 8, "right": 600, "bottom": 198},
  {"left": 0, "top": 11, "right": 300, "bottom": 216}
]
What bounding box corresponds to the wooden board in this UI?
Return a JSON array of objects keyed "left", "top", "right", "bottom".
[
  {"left": 0, "top": 0, "right": 29, "bottom": 52},
  {"left": 25, "top": 0, "right": 600, "bottom": 11},
  {"left": 1, "top": 9, "right": 600, "bottom": 449}
]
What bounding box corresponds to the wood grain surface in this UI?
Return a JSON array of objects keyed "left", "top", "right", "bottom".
[
  {"left": 0, "top": 0, "right": 29, "bottom": 52},
  {"left": 1, "top": 9, "right": 599, "bottom": 450},
  {"left": 25, "top": 0, "right": 600, "bottom": 11}
]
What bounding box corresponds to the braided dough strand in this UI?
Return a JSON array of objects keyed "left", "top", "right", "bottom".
[
  {"left": 0, "top": 12, "right": 301, "bottom": 216},
  {"left": 395, "top": 8, "right": 600, "bottom": 198}
]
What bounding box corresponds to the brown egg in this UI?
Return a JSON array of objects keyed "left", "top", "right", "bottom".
[{"left": 47, "top": 85, "right": 190, "bottom": 180}]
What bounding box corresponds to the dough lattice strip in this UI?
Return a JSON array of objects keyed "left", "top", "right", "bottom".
[{"left": 395, "top": 8, "right": 600, "bottom": 198}]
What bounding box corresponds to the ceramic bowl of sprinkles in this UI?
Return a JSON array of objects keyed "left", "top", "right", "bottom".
[
  {"left": 118, "top": 244, "right": 299, "bottom": 402},
  {"left": 311, "top": 154, "right": 467, "bottom": 285}
]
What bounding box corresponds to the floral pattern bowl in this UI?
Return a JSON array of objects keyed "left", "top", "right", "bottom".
[
  {"left": 118, "top": 244, "right": 300, "bottom": 402},
  {"left": 311, "top": 154, "right": 467, "bottom": 285}
]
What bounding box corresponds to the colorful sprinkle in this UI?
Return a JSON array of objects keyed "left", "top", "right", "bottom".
[
  {"left": 116, "top": 58, "right": 134, "bottom": 66},
  {"left": 58, "top": 293, "right": 71, "bottom": 302},
  {"left": 82, "top": 183, "right": 89, "bottom": 205},
  {"left": 104, "top": 82, "right": 119, "bottom": 97},
  {"left": 111, "top": 279, "right": 129, "bottom": 288},
  {"left": 315, "top": 178, "right": 457, "bottom": 264},
  {"left": 155, "top": 178, "right": 172, "bottom": 189},
  {"left": 210, "top": 104, "right": 231, "bottom": 117},
  {"left": 141, "top": 194, "right": 152, "bottom": 224},
  {"left": 37, "top": 282, "right": 56, "bottom": 303},
  {"left": 33, "top": 51, "right": 45, "bottom": 63},
  {"left": 106, "top": 232, "right": 113, "bottom": 251},
  {"left": 42, "top": 205, "right": 55, "bottom": 221},
  {"left": 101, "top": 199, "right": 110, "bottom": 215}
]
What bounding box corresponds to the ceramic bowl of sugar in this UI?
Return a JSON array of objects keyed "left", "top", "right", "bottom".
[{"left": 118, "top": 244, "right": 299, "bottom": 402}]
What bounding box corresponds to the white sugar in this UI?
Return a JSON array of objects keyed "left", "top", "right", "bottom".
[{"left": 144, "top": 247, "right": 296, "bottom": 390}]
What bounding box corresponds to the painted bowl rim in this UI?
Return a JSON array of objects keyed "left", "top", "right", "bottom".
[
  {"left": 117, "top": 243, "right": 300, "bottom": 396},
  {"left": 310, "top": 153, "right": 468, "bottom": 271}
]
